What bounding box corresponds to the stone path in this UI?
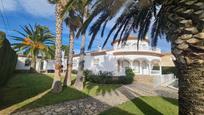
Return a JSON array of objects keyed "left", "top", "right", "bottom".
[
  {"left": 12, "top": 83, "right": 178, "bottom": 115},
  {"left": 12, "top": 86, "right": 138, "bottom": 115}
]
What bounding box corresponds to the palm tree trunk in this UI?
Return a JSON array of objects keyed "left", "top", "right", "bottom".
[
  {"left": 171, "top": 18, "right": 204, "bottom": 114},
  {"left": 51, "top": 3, "right": 63, "bottom": 93},
  {"left": 64, "top": 30, "right": 75, "bottom": 86},
  {"left": 74, "top": 33, "right": 86, "bottom": 90},
  {"left": 74, "top": 6, "right": 88, "bottom": 90},
  {"left": 30, "top": 56, "right": 36, "bottom": 72}
]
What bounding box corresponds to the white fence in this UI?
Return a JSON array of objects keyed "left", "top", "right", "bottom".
[{"left": 153, "top": 74, "right": 176, "bottom": 87}]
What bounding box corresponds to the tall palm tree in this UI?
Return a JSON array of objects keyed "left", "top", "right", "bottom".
[
  {"left": 74, "top": 1, "right": 90, "bottom": 90},
  {"left": 48, "top": 0, "right": 64, "bottom": 93},
  {"left": 80, "top": 0, "right": 204, "bottom": 114},
  {"left": 48, "top": 0, "right": 71, "bottom": 93},
  {"left": 63, "top": 9, "right": 82, "bottom": 86},
  {"left": 12, "top": 24, "right": 55, "bottom": 71}
]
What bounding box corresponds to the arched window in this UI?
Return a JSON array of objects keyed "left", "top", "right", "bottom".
[{"left": 122, "top": 60, "right": 130, "bottom": 69}]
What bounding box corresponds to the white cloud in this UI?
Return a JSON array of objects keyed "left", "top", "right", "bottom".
[
  {"left": 0, "top": 0, "right": 17, "bottom": 11},
  {"left": 0, "top": 0, "right": 55, "bottom": 18},
  {"left": 19, "top": 0, "right": 55, "bottom": 18}
]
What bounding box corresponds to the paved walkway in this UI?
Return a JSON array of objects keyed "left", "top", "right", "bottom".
[
  {"left": 12, "top": 83, "right": 178, "bottom": 115},
  {"left": 124, "top": 82, "right": 178, "bottom": 99}
]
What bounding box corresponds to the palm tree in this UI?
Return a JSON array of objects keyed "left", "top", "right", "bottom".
[
  {"left": 74, "top": 1, "right": 90, "bottom": 90},
  {"left": 63, "top": 9, "right": 82, "bottom": 86},
  {"left": 12, "top": 24, "right": 55, "bottom": 71},
  {"left": 80, "top": 0, "right": 204, "bottom": 114},
  {"left": 48, "top": 0, "right": 70, "bottom": 93}
]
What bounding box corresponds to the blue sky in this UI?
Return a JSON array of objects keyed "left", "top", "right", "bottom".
[{"left": 0, "top": 0, "right": 171, "bottom": 53}]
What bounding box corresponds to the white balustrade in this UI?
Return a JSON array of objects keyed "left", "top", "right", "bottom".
[{"left": 115, "top": 46, "right": 161, "bottom": 53}]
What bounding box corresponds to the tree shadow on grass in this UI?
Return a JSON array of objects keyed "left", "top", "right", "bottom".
[
  {"left": 22, "top": 86, "right": 89, "bottom": 109},
  {"left": 160, "top": 96, "right": 178, "bottom": 106},
  {"left": 84, "top": 82, "right": 121, "bottom": 96},
  {"left": 101, "top": 87, "right": 163, "bottom": 115},
  {"left": 100, "top": 97, "right": 163, "bottom": 115},
  {"left": 0, "top": 73, "right": 53, "bottom": 110},
  {"left": 155, "top": 89, "right": 178, "bottom": 106},
  {"left": 131, "top": 98, "right": 163, "bottom": 115}
]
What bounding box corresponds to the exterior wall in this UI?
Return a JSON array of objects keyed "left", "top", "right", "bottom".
[
  {"left": 15, "top": 56, "right": 30, "bottom": 70},
  {"left": 15, "top": 39, "right": 167, "bottom": 77}
]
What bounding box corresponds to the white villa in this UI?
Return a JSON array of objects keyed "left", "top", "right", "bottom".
[{"left": 16, "top": 36, "right": 175, "bottom": 76}]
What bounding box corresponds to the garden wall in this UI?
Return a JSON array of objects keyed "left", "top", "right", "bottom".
[{"left": 0, "top": 31, "right": 17, "bottom": 86}]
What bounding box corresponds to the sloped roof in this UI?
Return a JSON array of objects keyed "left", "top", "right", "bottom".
[{"left": 161, "top": 53, "right": 175, "bottom": 67}]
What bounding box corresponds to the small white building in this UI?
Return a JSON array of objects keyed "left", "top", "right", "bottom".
[{"left": 16, "top": 36, "right": 174, "bottom": 77}]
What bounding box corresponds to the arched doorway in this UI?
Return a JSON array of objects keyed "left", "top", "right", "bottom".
[
  {"left": 117, "top": 59, "right": 130, "bottom": 75},
  {"left": 133, "top": 60, "right": 140, "bottom": 74},
  {"left": 141, "top": 60, "right": 149, "bottom": 75}
]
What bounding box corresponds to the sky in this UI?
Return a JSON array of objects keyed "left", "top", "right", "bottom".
[{"left": 0, "top": 0, "right": 171, "bottom": 53}]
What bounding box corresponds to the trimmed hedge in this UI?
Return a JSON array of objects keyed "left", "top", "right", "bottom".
[
  {"left": 162, "top": 67, "right": 177, "bottom": 75},
  {"left": 0, "top": 31, "right": 17, "bottom": 86},
  {"left": 84, "top": 68, "right": 135, "bottom": 84}
]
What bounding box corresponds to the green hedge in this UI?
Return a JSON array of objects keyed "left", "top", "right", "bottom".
[
  {"left": 0, "top": 31, "right": 17, "bottom": 86},
  {"left": 162, "top": 67, "right": 177, "bottom": 75},
  {"left": 84, "top": 68, "right": 135, "bottom": 84}
]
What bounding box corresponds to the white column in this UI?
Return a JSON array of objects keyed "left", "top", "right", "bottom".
[
  {"left": 159, "top": 63, "right": 162, "bottom": 75},
  {"left": 130, "top": 60, "right": 133, "bottom": 70},
  {"left": 140, "top": 60, "right": 143, "bottom": 75},
  {"left": 149, "top": 63, "right": 151, "bottom": 75}
]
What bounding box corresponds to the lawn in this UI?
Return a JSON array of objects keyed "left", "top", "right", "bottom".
[
  {"left": 101, "top": 96, "right": 178, "bottom": 115},
  {"left": 0, "top": 73, "right": 120, "bottom": 114},
  {"left": 0, "top": 73, "right": 178, "bottom": 115}
]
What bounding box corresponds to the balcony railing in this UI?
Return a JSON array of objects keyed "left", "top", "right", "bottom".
[
  {"left": 151, "top": 70, "right": 161, "bottom": 75},
  {"left": 114, "top": 46, "right": 161, "bottom": 53}
]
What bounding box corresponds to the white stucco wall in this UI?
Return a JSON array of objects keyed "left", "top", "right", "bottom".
[
  {"left": 15, "top": 39, "right": 164, "bottom": 76},
  {"left": 15, "top": 57, "right": 30, "bottom": 70}
]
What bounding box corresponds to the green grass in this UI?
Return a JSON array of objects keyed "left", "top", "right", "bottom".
[
  {"left": 101, "top": 96, "right": 178, "bottom": 115},
  {"left": 0, "top": 73, "right": 121, "bottom": 114}
]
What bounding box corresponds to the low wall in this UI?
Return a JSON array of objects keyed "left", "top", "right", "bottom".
[
  {"left": 134, "top": 74, "right": 176, "bottom": 87},
  {"left": 134, "top": 75, "right": 154, "bottom": 84}
]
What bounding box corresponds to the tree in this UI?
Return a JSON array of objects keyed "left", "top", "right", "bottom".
[
  {"left": 63, "top": 9, "right": 82, "bottom": 86},
  {"left": 74, "top": 1, "right": 90, "bottom": 90},
  {"left": 80, "top": 0, "right": 204, "bottom": 114},
  {"left": 12, "top": 24, "right": 55, "bottom": 72},
  {"left": 48, "top": 0, "right": 69, "bottom": 93}
]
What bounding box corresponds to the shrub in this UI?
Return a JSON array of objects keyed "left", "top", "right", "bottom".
[
  {"left": 124, "top": 68, "right": 135, "bottom": 84},
  {"left": 162, "top": 67, "right": 177, "bottom": 75},
  {"left": 0, "top": 31, "right": 17, "bottom": 86},
  {"left": 84, "top": 69, "right": 134, "bottom": 84}
]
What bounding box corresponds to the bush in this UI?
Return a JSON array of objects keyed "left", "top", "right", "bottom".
[
  {"left": 162, "top": 67, "right": 177, "bottom": 75},
  {"left": 84, "top": 69, "right": 135, "bottom": 84},
  {"left": 71, "top": 69, "right": 78, "bottom": 74},
  {"left": 0, "top": 31, "right": 17, "bottom": 86},
  {"left": 124, "top": 68, "right": 135, "bottom": 84}
]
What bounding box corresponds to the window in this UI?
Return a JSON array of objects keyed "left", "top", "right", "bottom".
[
  {"left": 25, "top": 59, "right": 31, "bottom": 66},
  {"left": 93, "top": 58, "right": 100, "bottom": 65}
]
